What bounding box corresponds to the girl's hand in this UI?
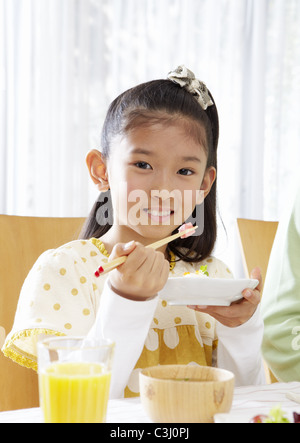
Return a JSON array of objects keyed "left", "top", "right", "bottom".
[
  {"left": 188, "top": 267, "right": 262, "bottom": 327},
  {"left": 108, "top": 241, "right": 170, "bottom": 301}
]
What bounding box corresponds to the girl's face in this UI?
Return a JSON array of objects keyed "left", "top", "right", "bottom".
[{"left": 104, "top": 120, "right": 216, "bottom": 243}]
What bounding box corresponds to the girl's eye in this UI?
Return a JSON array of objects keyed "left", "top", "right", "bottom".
[
  {"left": 178, "top": 168, "right": 193, "bottom": 176},
  {"left": 135, "top": 162, "right": 152, "bottom": 170}
]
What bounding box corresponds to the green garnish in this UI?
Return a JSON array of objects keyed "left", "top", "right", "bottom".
[
  {"left": 200, "top": 265, "right": 209, "bottom": 277},
  {"left": 263, "top": 405, "right": 290, "bottom": 423}
]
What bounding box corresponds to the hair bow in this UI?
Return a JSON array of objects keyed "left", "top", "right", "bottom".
[{"left": 167, "top": 65, "right": 214, "bottom": 111}]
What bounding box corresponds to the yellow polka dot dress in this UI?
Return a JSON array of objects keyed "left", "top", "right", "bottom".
[{"left": 1, "top": 238, "right": 233, "bottom": 397}]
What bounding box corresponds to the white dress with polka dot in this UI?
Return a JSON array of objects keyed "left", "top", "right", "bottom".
[{"left": 2, "top": 238, "right": 266, "bottom": 397}]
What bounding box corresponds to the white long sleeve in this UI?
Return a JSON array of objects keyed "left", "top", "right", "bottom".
[
  {"left": 2, "top": 237, "right": 265, "bottom": 393},
  {"left": 216, "top": 306, "right": 266, "bottom": 386},
  {"left": 87, "top": 280, "right": 159, "bottom": 398}
]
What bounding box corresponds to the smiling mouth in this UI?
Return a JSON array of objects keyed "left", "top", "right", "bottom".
[
  {"left": 144, "top": 209, "right": 174, "bottom": 217},
  {"left": 143, "top": 208, "right": 175, "bottom": 224}
]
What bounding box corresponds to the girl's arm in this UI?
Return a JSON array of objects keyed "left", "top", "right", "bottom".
[
  {"left": 190, "top": 267, "right": 266, "bottom": 385},
  {"left": 216, "top": 305, "right": 266, "bottom": 386},
  {"left": 87, "top": 279, "right": 159, "bottom": 398},
  {"left": 87, "top": 241, "right": 169, "bottom": 398}
]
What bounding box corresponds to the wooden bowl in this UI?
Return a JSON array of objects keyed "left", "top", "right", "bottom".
[{"left": 139, "top": 365, "right": 235, "bottom": 423}]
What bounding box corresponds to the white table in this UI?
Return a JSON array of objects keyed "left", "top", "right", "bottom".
[{"left": 1, "top": 382, "right": 300, "bottom": 424}]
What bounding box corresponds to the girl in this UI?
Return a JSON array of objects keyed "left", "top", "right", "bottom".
[{"left": 2, "top": 66, "right": 265, "bottom": 398}]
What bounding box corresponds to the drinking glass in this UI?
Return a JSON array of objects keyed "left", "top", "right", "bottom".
[{"left": 38, "top": 337, "right": 115, "bottom": 423}]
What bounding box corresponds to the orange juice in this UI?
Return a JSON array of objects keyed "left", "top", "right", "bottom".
[{"left": 39, "top": 362, "right": 111, "bottom": 423}]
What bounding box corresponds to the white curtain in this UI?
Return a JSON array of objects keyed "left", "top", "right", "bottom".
[{"left": 1, "top": 0, "right": 300, "bottom": 276}]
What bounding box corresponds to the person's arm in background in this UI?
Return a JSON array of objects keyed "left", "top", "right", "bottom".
[{"left": 261, "top": 185, "right": 300, "bottom": 382}]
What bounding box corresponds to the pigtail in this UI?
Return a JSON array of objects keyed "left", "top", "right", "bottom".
[{"left": 80, "top": 190, "right": 113, "bottom": 239}]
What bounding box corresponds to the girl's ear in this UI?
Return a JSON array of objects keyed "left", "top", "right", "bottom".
[
  {"left": 198, "top": 166, "right": 216, "bottom": 203},
  {"left": 86, "top": 149, "right": 110, "bottom": 192}
]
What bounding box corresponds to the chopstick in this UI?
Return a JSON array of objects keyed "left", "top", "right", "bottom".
[{"left": 94, "top": 225, "right": 198, "bottom": 277}]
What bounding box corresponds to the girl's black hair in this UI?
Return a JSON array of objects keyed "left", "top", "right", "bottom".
[{"left": 80, "top": 79, "right": 219, "bottom": 263}]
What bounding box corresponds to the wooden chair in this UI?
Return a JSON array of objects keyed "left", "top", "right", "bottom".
[
  {"left": 236, "top": 218, "right": 279, "bottom": 383},
  {"left": 0, "top": 215, "right": 86, "bottom": 411},
  {"left": 237, "top": 218, "right": 279, "bottom": 288}
]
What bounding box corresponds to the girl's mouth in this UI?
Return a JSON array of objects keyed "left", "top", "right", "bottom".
[{"left": 143, "top": 208, "right": 174, "bottom": 224}]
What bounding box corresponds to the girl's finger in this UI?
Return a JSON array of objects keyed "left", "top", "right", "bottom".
[
  {"left": 250, "top": 266, "right": 263, "bottom": 292},
  {"left": 120, "top": 243, "right": 149, "bottom": 272},
  {"left": 243, "top": 288, "right": 261, "bottom": 305},
  {"left": 151, "top": 254, "right": 169, "bottom": 281},
  {"left": 109, "top": 241, "right": 136, "bottom": 260}
]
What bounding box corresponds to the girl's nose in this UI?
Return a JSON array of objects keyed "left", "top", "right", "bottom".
[
  {"left": 151, "top": 170, "right": 174, "bottom": 195},
  {"left": 151, "top": 189, "right": 172, "bottom": 201}
]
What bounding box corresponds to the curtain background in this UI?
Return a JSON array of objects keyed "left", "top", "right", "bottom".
[{"left": 1, "top": 0, "right": 300, "bottom": 276}]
